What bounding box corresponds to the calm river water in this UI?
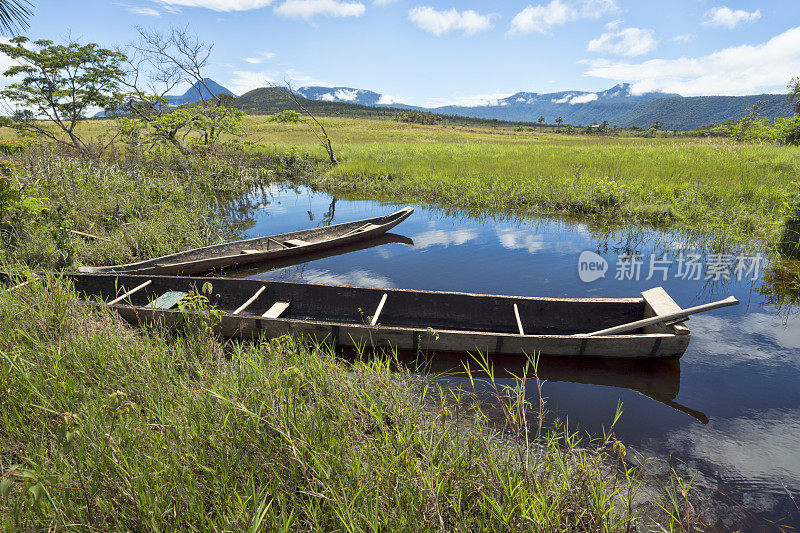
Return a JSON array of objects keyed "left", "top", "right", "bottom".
[{"left": 230, "top": 183, "right": 800, "bottom": 530}]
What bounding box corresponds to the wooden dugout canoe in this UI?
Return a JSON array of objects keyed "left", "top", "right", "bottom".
[
  {"left": 66, "top": 273, "right": 692, "bottom": 359},
  {"left": 77, "top": 206, "right": 414, "bottom": 276}
]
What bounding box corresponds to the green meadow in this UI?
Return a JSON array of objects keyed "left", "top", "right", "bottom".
[
  {"left": 237, "top": 116, "right": 800, "bottom": 249},
  {"left": 2, "top": 113, "right": 794, "bottom": 530}
]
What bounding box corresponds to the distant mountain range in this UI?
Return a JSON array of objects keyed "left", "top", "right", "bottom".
[
  {"left": 287, "top": 82, "right": 795, "bottom": 130},
  {"left": 97, "top": 77, "right": 796, "bottom": 130},
  {"left": 166, "top": 78, "right": 235, "bottom": 106}
]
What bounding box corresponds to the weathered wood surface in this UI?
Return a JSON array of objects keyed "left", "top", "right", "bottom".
[
  {"left": 77, "top": 206, "right": 414, "bottom": 276},
  {"left": 263, "top": 301, "right": 290, "bottom": 319},
  {"left": 582, "top": 296, "right": 737, "bottom": 337},
  {"left": 68, "top": 273, "right": 694, "bottom": 359}
]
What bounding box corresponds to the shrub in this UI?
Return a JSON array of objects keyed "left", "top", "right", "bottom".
[
  {"left": 268, "top": 110, "right": 302, "bottom": 123},
  {"left": 776, "top": 116, "right": 800, "bottom": 146}
]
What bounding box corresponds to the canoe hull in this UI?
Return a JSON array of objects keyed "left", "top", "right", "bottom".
[
  {"left": 70, "top": 273, "right": 692, "bottom": 360},
  {"left": 79, "top": 206, "right": 414, "bottom": 275},
  {"left": 109, "top": 306, "right": 690, "bottom": 359}
]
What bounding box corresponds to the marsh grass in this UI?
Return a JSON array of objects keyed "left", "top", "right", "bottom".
[
  {"left": 0, "top": 142, "right": 303, "bottom": 270},
  {"left": 0, "top": 275, "right": 686, "bottom": 531},
  {"left": 18, "top": 116, "right": 798, "bottom": 249},
  {"left": 222, "top": 116, "right": 799, "bottom": 250}
]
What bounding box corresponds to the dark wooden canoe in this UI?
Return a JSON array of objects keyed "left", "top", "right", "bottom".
[
  {"left": 77, "top": 206, "right": 414, "bottom": 275},
  {"left": 65, "top": 273, "right": 692, "bottom": 359}
]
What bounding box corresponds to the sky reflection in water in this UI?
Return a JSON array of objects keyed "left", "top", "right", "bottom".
[{"left": 236, "top": 184, "right": 800, "bottom": 528}]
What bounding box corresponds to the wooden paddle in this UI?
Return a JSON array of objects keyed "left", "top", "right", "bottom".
[{"left": 577, "top": 296, "right": 739, "bottom": 337}]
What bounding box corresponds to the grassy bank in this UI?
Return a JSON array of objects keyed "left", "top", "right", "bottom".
[
  {"left": 0, "top": 275, "right": 667, "bottom": 531},
  {"left": 0, "top": 144, "right": 697, "bottom": 530},
  {"left": 22, "top": 116, "right": 800, "bottom": 249},
  {"left": 0, "top": 143, "right": 314, "bottom": 270},
  {"left": 240, "top": 116, "right": 799, "bottom": 249}
]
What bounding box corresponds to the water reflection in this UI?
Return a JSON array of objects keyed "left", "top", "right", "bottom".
[
  {"left": 412, "top": 228, "right": 479, "bottom": 249},
  {"left": 233, "top": 183, "right": 800, "bottom": 528},
  {"left": 229, "top": 233, "right": 414, "bottom": 278},
  {"left": 402, "top": 352, "right": 709, "bottom": 425}
]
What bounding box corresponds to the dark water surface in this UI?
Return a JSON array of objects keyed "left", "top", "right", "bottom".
[{"left": 235, "top": 184, "right": 800, "bottom": 529}]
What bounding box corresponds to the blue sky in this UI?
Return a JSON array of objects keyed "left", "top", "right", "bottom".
[{"left": 10, "top": 0, "right": 800, "bottom": 106}]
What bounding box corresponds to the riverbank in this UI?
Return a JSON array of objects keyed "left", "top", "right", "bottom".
[
  {"left": 242, "top": 116, "right": 800, "bottom": 251},
  {"left": 0, "top": 274, "right": 685, "bottom": 530},
  {"left": 0, "top": 146, "right": 695, "bottom": 530}
]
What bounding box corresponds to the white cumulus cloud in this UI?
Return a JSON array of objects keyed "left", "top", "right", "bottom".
[
  {"left": 702, "top": 6, "right": 761, "bottom": 29},
  {"left": 333, "top": 88, "right": 359, "bottom": 101},
  {"left": 584, "top": 26, "right": 800, "bottom": 96},
  {"left": 154, "top": 0, "right": 274, "bottom": 11},
  {"left": 274, "top": 0, "right": 365, "bottom": 19},
  {"left": 587, "top": 22, "right": 658, "bottom": 57},
  {"left": 243, "top": 51, "right": 276, "bottom": 64},
  {"left": 408, "top": 7, "right": 497, "bottom": 36},
  {"left": 568, "top": 93, "right": 598, "bottom": 104},
  {"left": 229, "top": 71, "right": 275, "bottom": 95},
  {"left": 377, "top": 94, "right": 407, "bottom": 105},
  {"left": 508, "top": 0, "right": 617, "bottom": 36},
  {"left": 126, "top": 6, "right": 162, "bottom": 16},
  {"left": 424, "top": 93, "right": 511, "bottom": 107}
]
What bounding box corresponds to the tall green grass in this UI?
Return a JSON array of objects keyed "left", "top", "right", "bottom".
[
  {"left": 0, "top": 275, "right": 689, "bottom": 531},
  {"left": 220, "top": 116, "right": 799, "bottom": 249},
  {"left": 40, "top": 116, "right": 800, "bottom": 248},
  {"left": 0, "top": 143, "right": 304, "bottom": 270}
]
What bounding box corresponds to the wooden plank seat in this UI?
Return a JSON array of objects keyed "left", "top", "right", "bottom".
[
  {"left": 342, "top": 223, "right": 381, "bottom": 237},
  {"left": 642, "top": 287, "right": 690, "bottom": 335},
  {"left": 283, "top": 239, "right": 310, "bottom": 247},
  {"left": 263, "top": 301, "right": 290, "bottom": 318},
  {"left": 240, "top": 249, "right": 262, "bottom": 254}
]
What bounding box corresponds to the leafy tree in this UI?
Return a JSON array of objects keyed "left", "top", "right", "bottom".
[
  {"left": 268, "top": 110, "right": 302, "bottom": 123},
  {"left": 736, "top": 100, "right": 766, "bottom": 141},
  {"left": 0, "top": 36, "right": 126, "bottom": 157},
  {"left": 0, "top": 0, "right": 32, "bottom": 35},
  {"left": 788, "top": 76, "right": 800, "bottom": 116},
  {"left": 555, "top": 117, "right": 563, "bottom": 132},
  {"left": 647, "top": 121, "right": 663, "bottom": 138},
  {"left": 119, "top": 27, "right": 244, "bottom": 157},
  {"left": 538, "top": 116, "right": 545, "bottom": 125}
]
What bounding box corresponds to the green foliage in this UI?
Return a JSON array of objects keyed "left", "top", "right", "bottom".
[
  {"left": 0, "top": 0, "right": 32, "bottom": 35},
  {"left": 776, "top": 115, "right": 800, "bottom": 146},
  {"left": 0, "top": 36, "right": 126, "bottom": 157},
  {"left": 398, "top": 110, "right": 440, "bottom": 125},
  {"left": 0, "top": 142, "right": 284, "bottom": 270},
  {"left": 268, "top": 110, "right": 302, "bottom": 123},
  {"left": 0, "top": 155, "right": 49, "bottom": 250},
  {"left": 787, "top": 76, "right": 800, "bottom": 116},
  {"left": 778, "top": 181, "right": 800, "bottom": 258},
  {"left": 0, "top": 277, "right": 652, "bottom": 531},
  {"left": 120, "top": 95, "right": 245, "bottom": 156}
]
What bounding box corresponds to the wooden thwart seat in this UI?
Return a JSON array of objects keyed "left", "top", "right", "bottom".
[
  {"left": 283, "top": 239, "right": 310, "bottom": 247},
  {"left": 148, "top": 290, "right": 189, "bottom": 309},
  {"left": 342, "top": 223, "right": 380, "bottom": 238},
  {"left": 641, "top": 287, "right": 690, "bottom": 335},
  {"left": 370, "top": 293, "right": 388, "bottom": 326},
  {"left": 233, "top": 286, "right": 266, "bottom": 315},
  {"left": 263, "top": 301, "right": 290, "bottom": 318},
  {"left": 109, "top": 279, "right": 152, "bottom": 305},
  {"left": 513, "top": 304, "right": 525, "bottom": 335}
]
